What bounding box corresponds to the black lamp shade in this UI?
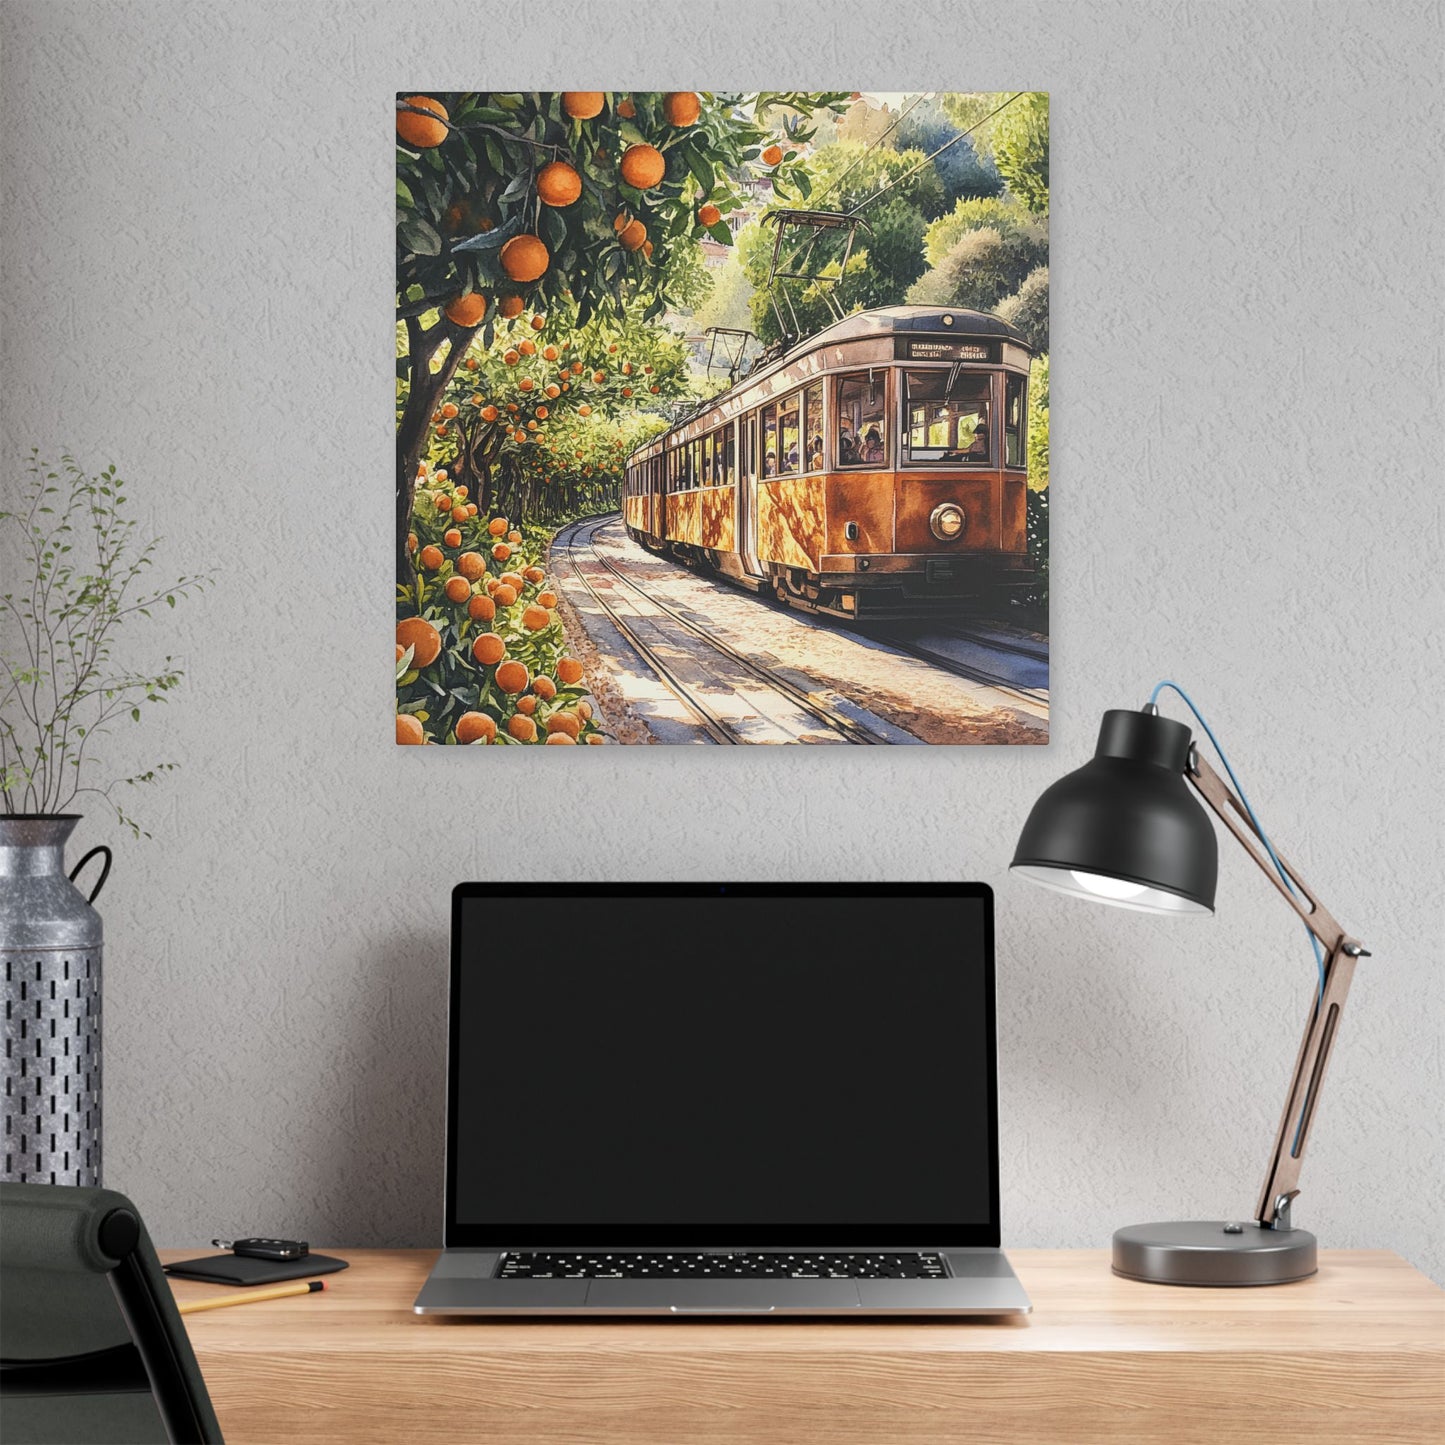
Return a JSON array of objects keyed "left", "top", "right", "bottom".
[{"left": 1011, "top": 710, "right": 1218, "bottom": 914}]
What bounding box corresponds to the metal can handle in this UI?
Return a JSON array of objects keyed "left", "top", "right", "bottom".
[{"left": 69, "top": 845, "right": 113, "bottom": 904}]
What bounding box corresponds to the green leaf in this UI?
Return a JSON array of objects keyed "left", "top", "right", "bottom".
[
  {"left": 399, "top": 218, "right": 442, "bottom": 256},
  {"left": 131, "top": 708, "right": 141, "bottom": 722},
  {"left": 397, "top": 178, "right": 415, "bottom": 208}
]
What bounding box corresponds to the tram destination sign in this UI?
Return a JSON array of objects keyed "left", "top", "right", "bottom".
[{"left": 902, "top": 339, "right": 997, "bottom": 361}]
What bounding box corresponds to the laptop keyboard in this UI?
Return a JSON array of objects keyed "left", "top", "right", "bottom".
[{"left": 497, "top": 1252, "right": 948, "bottom": 1280}]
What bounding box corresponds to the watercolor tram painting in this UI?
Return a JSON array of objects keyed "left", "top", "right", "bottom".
[{"left": 396, "top": 91, "right": 1049, "bottom": 746}]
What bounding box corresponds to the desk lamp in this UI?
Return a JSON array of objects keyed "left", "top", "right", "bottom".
[{"left": 1010, "top": 686, "right": 1370, "bottom": 1286}]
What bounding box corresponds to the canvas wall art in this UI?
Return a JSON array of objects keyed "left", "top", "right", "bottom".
[{"left": 396, "top": 91, "right": 1049, "bottom": 745}]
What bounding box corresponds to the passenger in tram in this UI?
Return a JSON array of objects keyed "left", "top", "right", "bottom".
[
  {"left": 808, "top": 434, "right": 824, "bottom": 471},
  {"left": 763, "top": 451, "right": 777, "bottom": 477},
  {"left": 964, "top": 421, "right": 989, "bottom": 459},
  {"left": 861, "top": 425, "right": 884, "bottom": 464},
  {"left": 838, "top": 423, "right": 860, "bottom": 466},
  {"left": 785, "top": 442, "right": 799, "bottom": 471}
]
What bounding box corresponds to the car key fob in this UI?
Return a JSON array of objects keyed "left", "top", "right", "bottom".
[{"left": 212, "top": 1237, "right": 309, "bottom": 1261}]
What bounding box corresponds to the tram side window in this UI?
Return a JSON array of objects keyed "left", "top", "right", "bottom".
[
  {"left": 741, "top": 415, "right": 753, "bottom": 477},
  {"left": 777, "top": 393, "right": 801, "bottom": 475},
  {"left": 804, "top": 384, "right": 823, "bottom": 472},
  {"left": 700, "top": 431, "right": 713, "bottom": 485},
  {"left": 761, "top": 405, "right": 778, "bottom": 478},
  {"left": 906, "top": 370, "right": 992, "bottom": 464},
  {"left": 1005, "top": 373, "right": 1026, "bottom": 468},
  {"left": 721, "top": 426, "right": 735, "bottom": 486},
  {"left": 835, "top": 373, "right": 887, "bottom": 467}
]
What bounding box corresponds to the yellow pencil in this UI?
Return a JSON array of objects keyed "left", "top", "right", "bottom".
[{"left": 178, "top": 1279, "right": 327, "bottom": 1314}]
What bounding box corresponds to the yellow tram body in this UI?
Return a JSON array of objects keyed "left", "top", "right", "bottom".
[{"left": 623, "top": 306, "right": 1035, "bottom": 619}]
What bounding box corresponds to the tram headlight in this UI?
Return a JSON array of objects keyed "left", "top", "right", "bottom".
[{"left": 930, "top": 503, "right": 966, "bottom": 542}]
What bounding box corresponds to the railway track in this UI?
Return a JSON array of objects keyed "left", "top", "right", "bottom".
[{"left": 554, "top": 516, "right": 887, "bottom": 746}]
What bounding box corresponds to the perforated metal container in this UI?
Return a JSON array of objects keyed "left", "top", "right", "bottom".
[{"left": 1, "top": 815, "right": 111, "bottom": 1185}]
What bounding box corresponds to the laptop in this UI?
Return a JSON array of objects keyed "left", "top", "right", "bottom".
[{"left": 414, "top": 882, "right": 1031, "bottom": 1317}]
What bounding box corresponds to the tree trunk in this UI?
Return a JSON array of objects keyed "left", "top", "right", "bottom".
[{"left": 396, "top": 315, "right": 472, "bottom": 585}]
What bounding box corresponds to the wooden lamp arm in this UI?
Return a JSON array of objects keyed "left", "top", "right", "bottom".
[{"left": 1185, "top": 752, "right": 1371, "bottom": 1228}]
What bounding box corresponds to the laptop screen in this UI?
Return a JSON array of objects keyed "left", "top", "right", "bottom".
[{"left": 446, "top": 883, "right": 999, "bottom": 1249}]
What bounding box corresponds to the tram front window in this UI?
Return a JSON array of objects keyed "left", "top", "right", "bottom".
[
  {"left": 906, "top": 371, "right": 992, "bottom": 465},
  {"left": 836, "top": 373, "right": 886, "bottom": 468}
]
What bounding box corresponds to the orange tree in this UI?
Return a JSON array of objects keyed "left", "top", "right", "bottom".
[
  {"left": 395, "top": 89, "right": 848, "bottom": 581},
  {"left": 401, "top": 290, "right": 693, "bottom": 526}
]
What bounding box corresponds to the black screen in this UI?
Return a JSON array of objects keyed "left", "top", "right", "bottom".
[{"left": 446, "top": 885, "right": 998, "bottom": 1247}]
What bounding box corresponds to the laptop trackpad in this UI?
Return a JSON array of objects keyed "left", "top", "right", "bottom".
[{"left": 586, "top": 1279, "right": 861, "bottom": 1312}]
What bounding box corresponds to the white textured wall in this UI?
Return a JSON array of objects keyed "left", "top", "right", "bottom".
[{"left": 3, "top": 1, "right": 1441, "bottom": 1282}]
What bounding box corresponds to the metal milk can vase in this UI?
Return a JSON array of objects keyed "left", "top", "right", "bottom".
[{"left": 1, "top": 815, "right": 112, "bottom": 1185}]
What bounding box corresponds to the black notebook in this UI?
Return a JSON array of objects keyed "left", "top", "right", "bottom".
[{"left": 163, "top": 1252, "right": 349, "bottom": 1286}]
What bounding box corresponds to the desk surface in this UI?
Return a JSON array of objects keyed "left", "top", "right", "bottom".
[{"left": 163, "top": 1248, "right": 1444, "bottom": 1445}]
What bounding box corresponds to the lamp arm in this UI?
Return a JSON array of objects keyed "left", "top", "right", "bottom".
[{"left": 1185, "top": 752, "right": 1370, "bottom": 1229}]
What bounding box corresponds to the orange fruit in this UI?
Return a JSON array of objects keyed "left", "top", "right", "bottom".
[
  {"left": 395, "top": 642, "right": 405, "bottom": 662},
  {"left": 506, "top": 403, "right": 518, "bottom": 413},
  {"left": 444, "top": 575, "right": 471, "bottom": 603},
  {"left": 522, "top": 604, "right": 551, "bottom": 630},
  {"left": 406, "top": 532, "right": 418, "bottom": 553},
  {"left": 500, "top": 571, "right": 525, "bottom": 590},
  {"left": 578, "top": 403, "right": 592, "bottom": 417},
  {"left": 586, "top": 734, "right": 604, "bottom": 745},
  {"left": 512, "top": 429, "right": 526, "bottom": 442},
  {"left": 542, "top": 346, "right": 558, "bottom": 362},
  {"left": 762, "top": 143, "right": 783, "bottom": 166},
  {"left": 454, "top": 484, "right": 468, "bottom": 498},
  {"left": 507, "top": 713, "right": 537, "bottom": 742},
  {"left": 500, "top": 234, "right": 549, "bottom": 282},
  {"left": 516, "top": 694, "right": 538, "bottom": 715},
  {"left": 444, "top": 293, "right": 486, "bottom": 327},
  {"left": 523, "top": 565, "right": 545, "bottom": 583},
  {"left": 396, "top": 616, "right": 442, "bottom": 666},
  {"left": 546, "top": 732, "right": 577, "bottom": 745},
  {"left": 608, "top": 343, "right": 618, "bottom": 353},
  {"left": 557, "top": 656, "right": 584, "bottom": 685},
  {"left": 485, "top": 578, "right": 500, "bottom": 595},
  {"left": 455, "top": 711, "right": 497, "bottom": 744},
  {"left": 650, "top": 385, "right": 659, "bottom": 393},
  {"left": 617, "top": 97, "right": 636, "bottom": 119},
  {"left": 571, "top": 361, "right": 584, "bottom": 374},
  {"left": 499, "top": 294, "right": 524, "bottom": 318},
  {"left": 508, "top": 529, "right": 522, "bottom": 543},
  {"left": 396, "top": 713, "right": 426, "bottom": 744},
  {"left": 537, "top": 590, "right": 558, "bottom": 608},
  {"left": 480, "top": 404, "right": 499, "bottom": 422},
  {"left": 621, "top": 361, "right": 632, "bottom": 374},
  {"left": 397, "top": 95, "right": 447, "bottom": 148},
  {"left": 440, "top": 402, "right": 459, "bottom": 419},
  {"left": 698, "top": 202, "right": 720, "bottom": 227},
  {"left": 535, "top": 406, "right": 548, "bottom": 420},
  {"left": 576, "top": 700, "right": 593, "bottom": 722},
  {"left": 435, "top": 423, "right": 448, "bottom": 437},
  {"left": 544, "top": 383, "right": 560, "bottom": 398},
  {"left": 663, "top": 92, "right": 700, "bottom": 127},
  {"left": 488, "top": 517, "right": 509, "bottom": 537},
  {"left": 493, "top": 583, "right": 518, "bottom": 607},
  {"left": 536, "top": 160, "right": 582, "bottom": 207},
  {"left": 644, "top": 364, "right": 653, "bottom": 373},
  {"left": 519, "top": 377, "right": 535, "bottom": 392},
  {"left": 618, "top": 218, "right": 646, "bottom": 251},
  {"left": 467, "top": 593, "right": 496, "bottom": 622},
  {"left": 492, "top": 542, "right": 511, "bottom": 562},
  {"left": 451, "top": 505, "right": 468, "bottom": 523},
  {"left": 642, "top": 240, "right": 653, "bottom": 258},
  {"left": 533, "top": 675, "right": 557, "bottom": 701},
  {"left": 418, "top": 544, "right": 444, "bottom": 571},
  {"left": 443, "top": 527, "right": 462, "bottom": 547},
  {"left": 465, "top": 502, "right": 478, "bottom": 516},
  {"left": 561, "top": 92, "right": 605, "bottom": 120},
  {"left": 495, "top": 659, "right": 529, "bottom": 694},
  {"left": 546, "top": 710, "right": 582, "bottom": 740},
  {"left": 530, "top": 315, "right": 545, "bottom": 331},
  {"left": 503, "top": 349, "right": 520, "bottom": 365},
  {"left": 620, "top": 143, "right": 665, "bottom": 189},
  {"left": 622, "top": 387, "right": 633, "bottom": 397},
  {"left": 457, "top": 551, "right": 486, "bottom": 581},
  {"left": 593, "top": 369, "right": 607, "bottom": 383},
  {"left": 471, "top": 632, "right": 505, "bottom": 665},
  {"left": 519, "top": 339, "right": 536, "bottom": 356}
]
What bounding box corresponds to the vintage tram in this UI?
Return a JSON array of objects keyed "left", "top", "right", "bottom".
[{"left": 622, "top": 306, "right": 1035, "bottom": 620}]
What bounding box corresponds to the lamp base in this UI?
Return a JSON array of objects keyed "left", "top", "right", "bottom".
[{"left": 1112, "top": 1220, "right": 1318, "bottom": 1286}]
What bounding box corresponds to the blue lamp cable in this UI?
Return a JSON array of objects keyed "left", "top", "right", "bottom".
[{"left": 1148, "top": 681, "right": 1325, "bottom": 1155}]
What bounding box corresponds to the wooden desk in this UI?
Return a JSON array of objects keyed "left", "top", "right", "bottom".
[{"left": 162, "top": 1248, "right": 1444, "bottom": 1445}]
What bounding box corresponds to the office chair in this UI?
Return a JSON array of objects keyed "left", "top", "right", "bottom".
[{"left": 0, "top": 1182, "right": 224, "bottom": 1444}]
